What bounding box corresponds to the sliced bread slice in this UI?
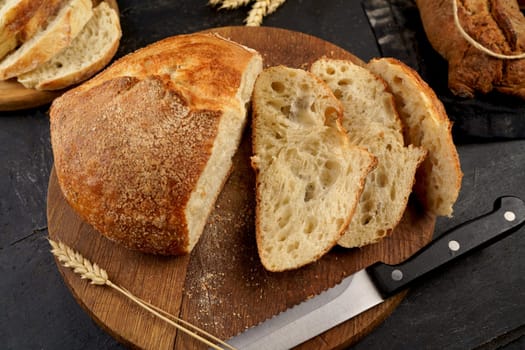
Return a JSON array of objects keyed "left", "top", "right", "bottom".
[
  {"left": 18, "top": 1, "right": 121, "bottom": 90},
  {"left": 311, "top": 58, "right": 427, "bottom": 248},
  {"left": 0, "top": 0, "right": 67, "bottom": 60},
  {"left": 0, "top": 0, "right": 92, "bottom": 80},
  {"left": 251, "top": 65, "right": 377, "bottom": 271},
  {"left": 367, "top": 57, "right": 463, "bottom": 217}
]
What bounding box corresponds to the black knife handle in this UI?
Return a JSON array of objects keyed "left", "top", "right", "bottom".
[{"left": 367, "top": 196, "right": 525, "bottom": 298}]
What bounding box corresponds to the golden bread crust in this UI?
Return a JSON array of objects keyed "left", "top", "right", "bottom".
[
  {"left": 78, "top": 32, "right": 259, "bottom": 111},
  {"left": 50, "top": 33, "right": 262, "bottom": 255}
]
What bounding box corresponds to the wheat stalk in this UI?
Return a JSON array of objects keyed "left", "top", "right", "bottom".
[
  {"left": 245, "top": 0, "right": 270, "bottom": 26},
  {"left": 209, "top": 0, "right": 287, "bottom": 26},
  {"left": 48, "top": 239, "right": 236, "bottom": 350},
  {"left": 267, "top": 0, "right": 286, "bottom": 15},
  {"left": 208, "top": 0, "right": 224, "bottom": 6},
  {"left": 219, "top": 0, "right": 252, "bottom": 10}
]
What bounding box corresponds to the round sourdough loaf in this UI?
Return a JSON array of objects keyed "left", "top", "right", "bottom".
[{"left": 49, "top": 33, "right": 263, "bottom": 255}]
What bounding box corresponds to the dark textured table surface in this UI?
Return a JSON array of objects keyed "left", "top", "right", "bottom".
[{"left": 1, "top": 0, "right": 524, "bottom": 349}]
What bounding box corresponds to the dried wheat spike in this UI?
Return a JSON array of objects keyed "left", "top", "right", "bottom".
[
  {"left": 246, "top": 0, "right": 270, "bottom": 26},
  {"left": 220, "top": 0, "right": 252, "bottom": 10}
]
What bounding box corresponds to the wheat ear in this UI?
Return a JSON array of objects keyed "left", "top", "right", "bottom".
[
  {"left": 208, "top": 0, "right": 224, "bottom": 6},
  {"left": 220, "top": 0, "right": 252, "bottom": 10},
  {"left": 267, "top": 0, "right": 286, "bottom": 15},
  {"left": 48, "top": 239, "right": 236, "bottom": 350},
  {"left": 246, "top": 0, "right": 271, "bottom": 26}
]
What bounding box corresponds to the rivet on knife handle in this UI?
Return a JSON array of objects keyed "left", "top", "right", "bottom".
[{"left": 366, "top": 196, "right": 525, "bottom": 297}]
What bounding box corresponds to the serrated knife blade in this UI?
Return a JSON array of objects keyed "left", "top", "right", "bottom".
[
  {"left": 225, "top": 196, "right": 525, "bottom": 350},
  {"left": 228, "top": 270, "right": 383, "bottom": 350}
]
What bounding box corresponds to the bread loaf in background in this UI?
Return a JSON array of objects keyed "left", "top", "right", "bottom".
[
  {"left": 311, "top": 58, "right": 427, "bottom": 248},
  {"left": 251, "top": 65, "right": 376, "bottom": 271},
  {"left": 416, "top": 0, "right": 525, "bottom": 99},
  {"left": 50, "top": 33, "right": 263, "bottom": 255}
]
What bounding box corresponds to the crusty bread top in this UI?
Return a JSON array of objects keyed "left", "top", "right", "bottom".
[
  {"left": 51, "top": 76, "right": 223, "bottom": 254},
  {"left": 50, "top": 33, "right": 263, "bottom": 255},
  {"left": 367, "top": 57, "right": 463, "bottom": 217},
  {"left": 77, "top": 32, "right": 261, "bottom": 112}
]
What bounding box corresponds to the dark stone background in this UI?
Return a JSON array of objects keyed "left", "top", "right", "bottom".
[{"left": 1, "top": 0, "right": 523, "bottom": 349}]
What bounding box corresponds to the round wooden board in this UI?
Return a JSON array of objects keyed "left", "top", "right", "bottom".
[
  {"left": 47, "top": 26, "right": 436, "bottom": 350},
  {"left": 0, "top": 0, "right": 119, "bottom": 111},
  {"left": 0, "top": 80, "right": 62, "bottom": 111}
]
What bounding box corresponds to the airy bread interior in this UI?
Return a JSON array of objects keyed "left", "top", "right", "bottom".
[
  {"left": 185, "top": 54, "right": 263, "bottom": 251},
  {"left": 311, "top": 58, "right": 426, "bottom": 248},
  {"left": 18, "top": 1, "right": 121, "bottom": 90},
  {"left": 367, "top": 58, "right": 462, "bottom": 217},
  {"left": 252, "top": 66, "right": 376, "bottom": 271}
]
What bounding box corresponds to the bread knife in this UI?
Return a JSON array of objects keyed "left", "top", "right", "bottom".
[{"left": 226, "top": 196, "right": 525, "bottom": 350}]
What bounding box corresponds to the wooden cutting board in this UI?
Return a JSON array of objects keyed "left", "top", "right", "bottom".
[
  {"left": 0, "top": 0, "right": 118, "bottom": 111},
  {"left": 47, "top": 26, "right": 436, "bottom": 350}
]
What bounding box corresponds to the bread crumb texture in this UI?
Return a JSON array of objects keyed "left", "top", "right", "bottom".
[
  {"left": 368, "top": 58, "right": 462, "bottom": 217},
  {"left": 252, "top": 66, "right": 376, "bottom": 271},
  {"left": 311, "top": 58, "right": 426, "bottom": 248}
]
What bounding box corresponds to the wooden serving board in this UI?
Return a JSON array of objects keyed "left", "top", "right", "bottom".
[
  {"left": 47, "top": 27, "right": 436, "bottom": 350},
  {"left": 0, "top": 0, "right": 118, "bottom": 111}
]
